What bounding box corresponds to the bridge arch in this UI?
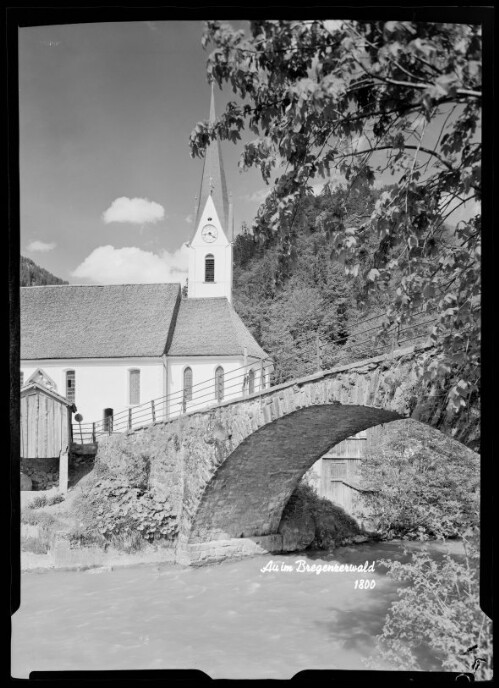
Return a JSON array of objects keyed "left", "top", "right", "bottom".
[
  {"left": 95, "top": 345, "right": 479, "bottom": 563},
  {"left": 189, "top": 403, "right": 401, "bottom": 542}
]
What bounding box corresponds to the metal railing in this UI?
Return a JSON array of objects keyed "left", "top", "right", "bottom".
[
  {"left": 73, "top": 358, "right": 273, "bottom": 442},
  {"left": 73, "top": 313, "right": 437, "bottom": 443}
]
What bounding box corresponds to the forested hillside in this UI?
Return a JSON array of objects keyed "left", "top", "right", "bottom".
[
  {"left": 21, "top": 256, "right": 68, "bottom": 287},
  {"left": 233, "top": 180, "right": 434, "bottom": 384}
]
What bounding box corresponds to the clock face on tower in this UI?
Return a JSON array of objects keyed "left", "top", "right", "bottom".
[{"left": 201, "top": 224, "right": 218, "bottom": 242}]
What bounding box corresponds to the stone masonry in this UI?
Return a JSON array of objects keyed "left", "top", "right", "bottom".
[{"left": 96, "top": 343, "right": 479, "bottom": 564}]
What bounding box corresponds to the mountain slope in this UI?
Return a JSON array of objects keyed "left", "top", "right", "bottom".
[{"left": 21, "top": 256, "right": 68, "bottom": 287}]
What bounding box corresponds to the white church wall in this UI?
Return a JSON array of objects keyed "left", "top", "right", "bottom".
[
  {"left": 21, "top": 358, "right": 165, "bottom": 425},
  {"left": 166, "top": 356, "right": 267, "bottom": 419}
]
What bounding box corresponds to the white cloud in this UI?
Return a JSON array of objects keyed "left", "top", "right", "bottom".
[
  {"left": 443, "top": 195, "right": 480, "bottom": 226},
  {"left": 71, "top": 245, "right": 189, "bottom": 284},
  {"left": 241, "top": 188, "right": 272, "bottom": 204},
  {"left": 102, "top": 197, "right": 165, "bottom": 225},
  {"left": 26, "top": 240, "right": 56, "bottom": 253},
  {"left": 185, "top": 213, "right": 194, "bottom": 224}
]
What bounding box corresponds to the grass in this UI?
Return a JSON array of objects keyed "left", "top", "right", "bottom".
[
  {"left": 21, "top": 510, "right": 57, "bottom": 527},
  {"left": 21, "top": 533, "right": 52, "bottom": 555}
]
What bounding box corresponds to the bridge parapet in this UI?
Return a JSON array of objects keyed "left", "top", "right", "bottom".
[{"left": 94, "top": 344, "right": 479, "bottom": 564}]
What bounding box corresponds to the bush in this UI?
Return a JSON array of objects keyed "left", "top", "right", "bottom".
[
  {"left": 21, "top": 510, "right": 57, "bottom": 527},
  {"left": 27, "top": 494, "right": 48, "bottom": 509},
  {"left": 46, "top": 493, "right": 65, "bottom": 506},
  {"left": 21, "top": 535, "right": 51, "bottom": 555},
  {"left": 72, "top": 454, "right": 177, "bottom": 550},
  {"left": 359, "top": 422, "right": 479, "bottom": 540},
  {"left": 368, "top": 531, "right": 492, "bottom": 681}
]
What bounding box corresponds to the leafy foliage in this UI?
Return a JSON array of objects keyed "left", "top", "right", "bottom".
[
  {"left": 191, "top": 19, "right": 481, "bottom": 418},
  {"left": 20, "top": 255, "right": 68, "bottom": 286},
  {"left": 233, "top": 183, "right": 403, "bottom": 383},
  {"left": 359, "top": 421, "right": 479, "bottom": 539},
  {"left": 369, "top": 535, "right": 492, "bottom": 680},
  {"left": 73, "top": 453, "right": 178, "bottom": 547}
]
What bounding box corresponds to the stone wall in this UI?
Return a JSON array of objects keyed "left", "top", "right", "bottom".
[{"left": 95, "top": 344, "right": 479, "bottom": 564}]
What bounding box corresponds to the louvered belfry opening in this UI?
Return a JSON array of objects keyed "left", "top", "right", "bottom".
[{"left": 205, "top": 254, "right": 215, "bottom": 282}]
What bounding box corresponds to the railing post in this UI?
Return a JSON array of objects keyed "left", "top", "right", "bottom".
[
  {"left": 151, "top": 400, "right": 156, "bottom": 423},
  {"left": 128, "top": 407, "right": 132, "bottom": 430},
  {"left": 92, "top": 422, "right": 96, "bottom": 443}
]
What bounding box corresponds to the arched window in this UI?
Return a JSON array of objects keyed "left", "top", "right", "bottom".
[
  {"left": 205, "top": 254, "right": 215, "bottom": 282},
  {"left": 248, "top": 369, "right": 255, "bottom": 395},
  {"left": 183, "top": 367, "right": 193, "bottom": 405},
  {"left": 66, "top": 370, "right": 75, "bottom": 403},
  {"left": 215, "top": 366, "right": 224, "bottom": 402},
  {"left": 129, "top": 369, "right": 140, "bottom": 405}
]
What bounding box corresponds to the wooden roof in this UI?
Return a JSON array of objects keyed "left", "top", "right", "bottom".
[
  {"left": 21, "top": 381, "right": 75, "bottom": 408},
  {"left": 21, "top": 283, "right": 181, "bottom": 359},
  {"left": 167, "top": 297, "right": 268, "bottom": 359}
]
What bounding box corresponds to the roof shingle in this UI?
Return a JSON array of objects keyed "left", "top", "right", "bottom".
[
  {"left": 167, "top": 297, "right": 268, "bottom": 360},
  {"left": 21, "top": 283, "right": 181, "bottom": 359}
]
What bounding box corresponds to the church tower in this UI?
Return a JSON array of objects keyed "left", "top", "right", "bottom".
[{"left": 187, "top": 84, "right": 233, "bottom": 302}]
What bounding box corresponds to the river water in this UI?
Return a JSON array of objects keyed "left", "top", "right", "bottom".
[{"left": 12, "top": 540, "right": 463, "bottom": 679}]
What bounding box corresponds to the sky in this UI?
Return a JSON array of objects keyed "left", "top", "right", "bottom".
[
  {"left": 19, "top": 20, "right": 270, "bottom": 285},
  {"left": 19, "top": 19, "right": 480, "bottom": 286}
]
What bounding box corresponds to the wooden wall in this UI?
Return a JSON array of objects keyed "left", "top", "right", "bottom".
[{"left": 20, "top": 390, "right": 70, "bottom": 459}]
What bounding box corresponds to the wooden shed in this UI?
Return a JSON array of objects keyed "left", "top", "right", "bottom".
[{"left": 20, "top": 382, "right": 76, "bottom": 492}]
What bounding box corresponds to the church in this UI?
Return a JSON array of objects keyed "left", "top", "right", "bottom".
[{"left": 20, "top": 88, "right": 271, "bottom": 428}]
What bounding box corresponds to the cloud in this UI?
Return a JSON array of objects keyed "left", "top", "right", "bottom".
[
  {"left": 71, "top": 245, "right": 189, "bottom": 284},
  {"left": 443, "top": 196, "right": 480, "bottom": 226},
  {"left": 26, "top": 240, "right": 56, "bottom": 253},
  {"left": 185, "top": 213, "right": 194, "bottom": 224},
  {"left": 241, "top": 188, "right": 272, "bottom": 204},
  {"left": 102, "top": 197, "right": 165, "bottom": 225}
]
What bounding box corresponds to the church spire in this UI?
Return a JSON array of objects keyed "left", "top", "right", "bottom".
[{"left": 194, "top": 84, "right": 229, "bottom": 231}]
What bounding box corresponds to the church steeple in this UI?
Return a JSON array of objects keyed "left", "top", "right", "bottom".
[
  {"left": 194, "top": 83, "right": 230, "bottom": 232},
  {"left": 187, "top": 85, "right": 233, "bottom": 303}
]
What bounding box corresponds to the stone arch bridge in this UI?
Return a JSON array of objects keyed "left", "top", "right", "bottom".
[{"left": 95, "top": 344, "right": 479, "bottom": 564}]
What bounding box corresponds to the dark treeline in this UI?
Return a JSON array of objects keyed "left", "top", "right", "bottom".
[
  {"left": 233, "top": 180, "right": 400, "bottom": 383},
  {"left": 20, "top": 255, "right": 68, "bottom": 287}
]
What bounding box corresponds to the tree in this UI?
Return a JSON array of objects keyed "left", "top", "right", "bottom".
[{"left": 190, "top": 20, "right": 481, "bottom": 424}]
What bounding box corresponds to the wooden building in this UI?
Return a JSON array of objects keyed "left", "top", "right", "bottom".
[
  {"left": 306, "top": 431, "right": 369, "bottom": 517},
  {"left": 20, "top": 381, "right": 75, "bottom": 492}
]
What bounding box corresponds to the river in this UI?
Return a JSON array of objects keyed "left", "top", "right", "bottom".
[{"left": 12, "top": 540, "right": 464, "bottom": 679}]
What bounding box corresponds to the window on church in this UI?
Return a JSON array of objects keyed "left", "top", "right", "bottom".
[
  {"left": 215, "top": 366, "right": 224, "bottom": 402},
  {"left": 205, "top": 254, "right": 215, "bottom": 282},
  {"left": 66, "top": 370, "right": 75, "bottom": 403},
  {"left": 183, "top": 367, "right": 193, "bottom": 406},
  {"left": 248, "top": 369, "right": 255, "bottom": 395},
  {"left": 20, "top": 371, "right": 24, "bottom": 388},
  {"left": 129, "top": 369, "right": 140, "bottom": 405}
]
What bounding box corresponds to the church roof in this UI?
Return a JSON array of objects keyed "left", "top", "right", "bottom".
[
  {"left": 167, "top": 297, "right": 268, "bottom": 360},
  {"left": 21, "top": 283, "right": 181, "bottom": 360},
  {"left": 193, "top": 85, "right": 230, "bottom": 232}
]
